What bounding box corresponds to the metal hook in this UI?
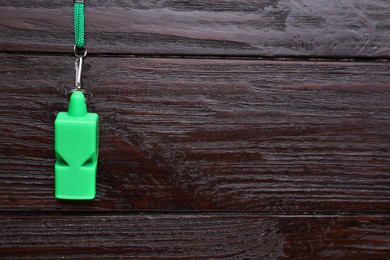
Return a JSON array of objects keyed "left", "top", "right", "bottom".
[
  {"left": 75, "top": 56, "right": 83, "bottom": 89},
  {"left": 74, "top": 45, "right": 87, "bottom": 90}
]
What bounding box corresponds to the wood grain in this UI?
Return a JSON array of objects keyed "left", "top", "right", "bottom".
[
  {"left": 2, "top": 1, "right": 389, "bottom": 258},
  {"left": 1, "top": 0, "right": 390, "bottom": 57},
  {"left": 0, "top": 214, "right": 389, "bottom": 259},
  {"left": 0, "top": 53, "right": 389, "bottom": 212}
]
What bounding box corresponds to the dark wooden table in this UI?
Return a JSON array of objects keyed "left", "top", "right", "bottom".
[{"left": 0, "top": 1, "right": 390, "bottom": 259}]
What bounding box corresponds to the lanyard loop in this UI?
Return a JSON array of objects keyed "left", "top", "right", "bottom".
[
  {"left": 73, "top": 0, "right": 86, "bottom": 90},
  {"left": 74, "top": 0, "right": 85, "bottom": 49}
]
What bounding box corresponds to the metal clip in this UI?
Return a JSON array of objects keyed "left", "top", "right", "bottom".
[
  {"left": 75, "top": 56, "right": 83, "bottom": 89},
  {"left": 74, "top": 0, "right": 84, "bottom": 3},
  {"left": 74, "top": 45, "right": 87, "bottom": 90}
]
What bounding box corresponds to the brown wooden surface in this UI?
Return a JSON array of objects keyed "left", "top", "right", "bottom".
[
  {"left": 0, "top": 214, "right": 389, "bottom": 259},
  {"left": 1, "top": 0, "right": 390, "bottom": 258},
  {"left": 1, "top": 55, "right": 390, "bottom": 212},
  {"left": 1, "top": 0, "right": 390, "bottom": 57}
]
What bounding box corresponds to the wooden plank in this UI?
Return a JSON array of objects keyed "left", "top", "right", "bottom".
[
  {"left": 0, "top": 214, "right": 388, "bottom": 259},
  {"left": 1, "top": 0, "right": 390, "bottom": 57},
  {"left": 0, "top": 54, "right": 390, "bottom": 212}
]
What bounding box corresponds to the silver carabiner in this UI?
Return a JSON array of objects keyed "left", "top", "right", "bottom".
[
  {"left": 75, "top": 56, "right": 83, "bottom": 89},
  {"left": 74, "top": 45, "right": 87, "bottom": 90}
]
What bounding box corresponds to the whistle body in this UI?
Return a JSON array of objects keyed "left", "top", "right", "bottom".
[{"left": 55, "top": 91, "right": 99, "bottom": 200}]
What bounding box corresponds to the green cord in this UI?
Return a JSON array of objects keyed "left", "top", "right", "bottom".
[{"left": 74, "top": 2, "right": 85, "bottom": 49}]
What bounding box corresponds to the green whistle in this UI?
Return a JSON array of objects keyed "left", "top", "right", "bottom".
[{"left": 54, "top": 91, "right": 99, "bottom": 200}]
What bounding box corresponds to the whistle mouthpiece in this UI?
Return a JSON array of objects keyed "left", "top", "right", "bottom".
[{"left": 68, "top": 91, "right": 87, "bottom": 117}]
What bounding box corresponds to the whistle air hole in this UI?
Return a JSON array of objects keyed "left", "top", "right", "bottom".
[
  {"left": 56, "top": 155, "right": 69, "bottom": 166},
  {"left": 82, "top": 157, "right": 95, "bottom": 167}
]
